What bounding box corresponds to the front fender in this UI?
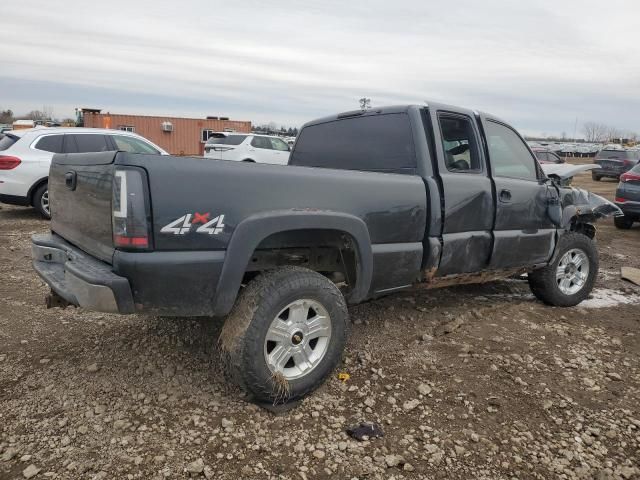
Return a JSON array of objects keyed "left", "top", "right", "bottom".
[
  {"left": 559, "top": 187, "right": 622, "bottom": 228},
  {"left": 211, "top": 209, "right": 373, "bottom": 317}
]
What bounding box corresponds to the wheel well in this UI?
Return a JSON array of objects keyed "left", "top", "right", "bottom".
[
  {"left": 242, "top": 229, "right": 359, "bottom": 294},
  {"left": 571, "top": 221, "right": 596, "bottom": 239},
  {"left": 28, "top": 178, "right": 48, "bottom": 206}
]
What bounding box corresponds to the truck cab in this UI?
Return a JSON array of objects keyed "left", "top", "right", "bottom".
[{"left": 289, "top": 104, "right": 557, "bottom": 278}]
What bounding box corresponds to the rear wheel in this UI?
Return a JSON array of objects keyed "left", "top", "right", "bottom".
[
  {"left": 32, "top": 183, "right": 51, "bottom": 219},
  {"left": 528, "top": 232, "right": 598, "bottom": 307},
  {"left": 614, "top": 215, "right": 634, "bottom": 229},
  {"left": 591, "top": 172, "right": 601, "bottom": 181},
  {"left": 219, "top": 267, "right": 348, "bottom": 403}
]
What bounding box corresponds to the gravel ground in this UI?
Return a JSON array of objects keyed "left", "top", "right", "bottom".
[{"left": 1, "top": 171, "right": 639, "bottom": 480}]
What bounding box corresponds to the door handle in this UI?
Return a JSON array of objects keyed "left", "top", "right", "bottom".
[
  {"left": 499, "top": 189, "right": 511, "bottom": 202},
  {"left": 65, "top": 171, "right": 77, "bottom": 191}
]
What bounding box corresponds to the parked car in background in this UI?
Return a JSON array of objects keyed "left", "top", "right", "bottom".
[
  {"left": 203, "top": 132, "right": 290, "bottom": 164},
  {"left": 0, "top": 127, "right": 167, "bottom": 218},
  {"left": 614, "top": 163, "right": 640, "bottom": 229},
  {"left": 592, "top": 148, "right": 640, "bottom": 181},
  {"left": 532, "top": 146, "right": 565, "bottom": 164}
]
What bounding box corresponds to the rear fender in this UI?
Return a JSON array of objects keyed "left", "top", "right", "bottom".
[{"left": 212, "top": 210, "right": 373, "bottom": 316}]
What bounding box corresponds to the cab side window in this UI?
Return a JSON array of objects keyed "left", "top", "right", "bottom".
[
  {"left": 485, "top": 121, "right": 538, "bottom": 181},
  {"left": 64, "top": 134, "right": 111, "bottom": 153},
  {"left": 438, "top": 114, "right": 482, "bottom": 172},
  {"left": 34, "top": 135, "right": 64, "bottom": 153},
  {"left": 251, "top": 136, "right": 272, "bottom": 149},
  {"left": 112, "top": 135, "right": 160, "bottom": 154},
  {"left": 269, "top": 137, "right": 289, "bottom": 151}
]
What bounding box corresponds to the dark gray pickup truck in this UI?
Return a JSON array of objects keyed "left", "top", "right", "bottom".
[{"left": 32, "top": 102, "right": 620, "bottom": 403}]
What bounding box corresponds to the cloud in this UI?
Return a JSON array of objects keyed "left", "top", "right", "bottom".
[{"left": 1, "top": 0, "right": 639, "bottom": 135}]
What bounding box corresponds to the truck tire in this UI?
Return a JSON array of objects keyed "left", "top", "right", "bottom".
[
  {"left": 527, "top": 232, "right": 598, "bottom": 307},
  {"left": 33, "top": 183, "right": 51, "bottom": 219},
  {"left": 219, "top": 266, "right": 348, "bottom": 404},
  {"left": 591, "top": 172, "right": 601, "bottom": 181},
  {"left": 614, "top": 215, "right": 634, "bottom": 229}
]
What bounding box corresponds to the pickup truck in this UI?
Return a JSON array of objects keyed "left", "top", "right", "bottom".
[{"left": 31, "top": 102, "right": 620, "bottom": 404}]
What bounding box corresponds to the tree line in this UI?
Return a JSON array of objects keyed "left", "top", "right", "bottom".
[
  {"left": 0, "top": 107, "right": 75, "bottom": 126},
  {"left": 252, "top": 122, "right": 298, "bottom": 137},
  {"left": 582, "top": 122, "right": 638, "bottom": 143}
]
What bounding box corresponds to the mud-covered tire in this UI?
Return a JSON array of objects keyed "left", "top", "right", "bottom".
[
  {"left": 219, "top": 267, "right": 348, "bottom": 403},
  {"left": 528, "top": 232, "right": 598, "bottom": 307},
  {"left": 614, "top": 215, "right": 634, "bottom": 229},
  {"left": 32, "top": 183, "right": 51, "bottom": 219}
]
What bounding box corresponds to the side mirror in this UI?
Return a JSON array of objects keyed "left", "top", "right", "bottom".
[{"left": 547, "top": 196, "right": 562, "bottom": 227}]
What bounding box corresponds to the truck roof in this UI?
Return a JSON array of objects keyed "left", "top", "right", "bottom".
[{"left": 302, "top": 103, "right": 508, "bottom": 129}]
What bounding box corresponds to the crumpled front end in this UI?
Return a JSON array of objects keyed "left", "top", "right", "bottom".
[{"left": 559, "top": 186, "right": 623, "bottom": 226}]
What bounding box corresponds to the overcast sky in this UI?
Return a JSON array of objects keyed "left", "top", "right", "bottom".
[{"left": 2, "top": 0, "right": 639, "bottom": 137}]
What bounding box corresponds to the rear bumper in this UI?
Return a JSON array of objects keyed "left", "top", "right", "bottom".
[
  {"left": 592, "top": 166, "right": 628, "bottom": 178},
  {"left": 32, "top": 233, "right": 135, "bottom": 313},
  {"left": 616, "top": 200, "right": 640, "bottom": 218},
  {"left": 32, "top": 232, "right": 227, "bottom": 316},
  {"left": 0, "top": 193, "right": 30, "bottom": 206}
]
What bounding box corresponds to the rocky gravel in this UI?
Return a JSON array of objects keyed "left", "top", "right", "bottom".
[{"left": 1, "top": 172, "right": 640, "bottom": 479}]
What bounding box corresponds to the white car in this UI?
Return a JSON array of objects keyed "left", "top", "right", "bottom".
[
  {"left": 203, "top": 133, "right": 290, "bottom": 165},
  {"left": 0, "top": 127, "right": 167, "bottom": 218}
]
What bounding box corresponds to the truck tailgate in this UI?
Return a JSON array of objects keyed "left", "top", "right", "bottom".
[{"left": 49, "top": 152, "right": 117, "bottom": 263}]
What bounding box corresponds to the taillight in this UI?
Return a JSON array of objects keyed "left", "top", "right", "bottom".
[
  {"left": 112, "top": 168, "right": 152, "bottom": 250},
  {"left": 620, "top": 172, "right": 640, "bottom": 183},
  {"left": 623, "top": 159, "right": 634, "bottom": 167},
  {"left": 0, "top": 155, "right": 21, "bottom": 170},
  {"left": 615, "top": 197, "right": 626, "bottom": 203}
]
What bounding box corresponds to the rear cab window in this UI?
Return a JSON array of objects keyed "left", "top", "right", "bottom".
[
  {"left": 0, "top": 133, "right": 19, "bottom": 151},
  {"left": 290, "top": 113, "right": 417, "bottom": 174}
]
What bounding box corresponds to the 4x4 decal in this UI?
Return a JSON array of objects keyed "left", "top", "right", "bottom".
[{"left": 160, "top": 213, "right": 225, "bottom": 235}]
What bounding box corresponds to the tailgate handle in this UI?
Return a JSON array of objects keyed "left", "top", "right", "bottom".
[{"left": 65, "top": 171, "right": 77, "bottom": 191}]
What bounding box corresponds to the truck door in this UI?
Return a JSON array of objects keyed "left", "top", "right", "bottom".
[
  {"left": 427, "top": 106, "right": 493, "bottom": 275},
  {"left": 479, "top": 116, "right": 556, "bottom": 269}
]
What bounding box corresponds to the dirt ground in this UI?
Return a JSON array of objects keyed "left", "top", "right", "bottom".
[{"left": 1, "top": 169, "right": 639, "bottom": 480}]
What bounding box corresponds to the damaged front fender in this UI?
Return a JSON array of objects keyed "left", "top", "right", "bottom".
[{"left": 558, "top": 186, "right": 622, "bottom": 227}]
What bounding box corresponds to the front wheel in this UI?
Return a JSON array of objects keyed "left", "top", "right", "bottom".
[
  {"left": 591, "top": 172, "right": 601, "bottom": 181},
  {"left": 33, "top": 183, "right": 51, "bottom": 219},
  {"left": 528, "top": 232, "right": 598, "bottom": 307},
  {"left": 219, "top": 267, "right": 348, "bottom": 403}
]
